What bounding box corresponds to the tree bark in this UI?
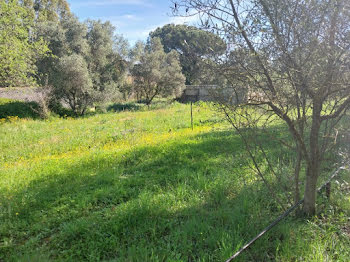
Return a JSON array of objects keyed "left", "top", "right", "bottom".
[
  {"left": 303, "top": 165, "right": 318, "bottom": 215},
  {"left": 303, "top": 102, "right": 322, "bottom": 215},
  {"left": 294, "top": 146, "right": 301, "bottom": 205}
]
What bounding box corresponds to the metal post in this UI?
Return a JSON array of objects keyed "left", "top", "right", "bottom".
[{"left": 191, "top": 101, "right": 193, "bottom": 130}]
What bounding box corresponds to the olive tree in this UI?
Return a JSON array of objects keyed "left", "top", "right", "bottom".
[
  {"left": 173, "top": 0, "right": 350, "bottom": 215},
  {"left": 86, "top": 20, "right": 127, "bottom": 102},
  {"left": 52, "top": 54, "right": 94, "bottom": 115},
  {"left": 36, "top": 17, "right": 127, "bottom": 105},
  {"left": 35, "top": 15, "right": 90, "bottom": 86},
  {"left": 131, "top": 38, "right": 185, "bottom": 105}
]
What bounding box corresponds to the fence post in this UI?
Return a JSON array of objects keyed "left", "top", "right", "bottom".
[{"left": 191, "top": 101, "right": 193, "bottom": 130}]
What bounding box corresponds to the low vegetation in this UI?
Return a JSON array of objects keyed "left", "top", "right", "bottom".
[
  {"left": 0, "top": 1, "right": 349, "bottom": 260},
  {"left": 0, "top": 99, "right": 349, "bottom": 261}
]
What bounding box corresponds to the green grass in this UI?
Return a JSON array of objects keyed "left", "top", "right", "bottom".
[
  {"left": 0, "top": 98, "right": 40, "bottom": 119},
  {"left": 0, "top": 98, "right": 349, "bottom": 261}
]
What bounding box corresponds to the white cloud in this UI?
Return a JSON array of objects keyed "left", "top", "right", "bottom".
[
  {"left": 140, "top": 14, "right": 200, "bottom": 38},
  {"left": 87, "top": 14, "right": 142, "bottom": 27},
  {"left": 168, "top": 15, "right": 200, "bottom": 25},
  {"left": 123, "top": 14, "right": 138, "bottom": 20}
]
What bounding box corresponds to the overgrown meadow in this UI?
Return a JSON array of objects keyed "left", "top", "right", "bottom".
[{"left": 0, "top": 99, "right": 349, "bottom": 261}]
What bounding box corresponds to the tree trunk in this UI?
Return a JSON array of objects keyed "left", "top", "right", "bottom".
[
  {"left": 303, "top": 166, "right": 318, "bottom": 215},
  {"left": 303, "top": 102, "right": 322, "bottom": 215},
  {"left": 294, "top": 146, "right": 301, "bottom": 205}
]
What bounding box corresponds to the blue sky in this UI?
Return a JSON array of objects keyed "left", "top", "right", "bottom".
[{"left": 69, "top": 0, "right": 198, "bottom": 46}]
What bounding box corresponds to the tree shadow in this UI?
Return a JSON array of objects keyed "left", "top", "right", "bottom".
[
  {"left": 107, "top": 100, "right": 174, "bottom": 113},
  {"left": 2, "top": 130, "right": 305, "bottom": 261},
  {"left": 0, "top": 99, "right": 40, "bottom": 119},
  {"left": 107, "top": 102, "right": 143, "bottom": 112}
]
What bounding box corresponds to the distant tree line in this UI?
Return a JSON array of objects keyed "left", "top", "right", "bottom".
[{"left": 0, "top": 0, "right": 227, "bottom": 115}]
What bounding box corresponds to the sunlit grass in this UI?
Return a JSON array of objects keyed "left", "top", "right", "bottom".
[{"left": 0, "top": 99, "right": 349, "bottom": 261}]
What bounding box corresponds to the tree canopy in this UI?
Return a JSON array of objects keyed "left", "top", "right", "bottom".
[
  {"left": 0, "top": 0, "right": 49, "bottom": 87},
  {"left": 35, "top": 15, "right": 89, "bottom": 85},
  {"left": 34, "top": 16, "right": 128, "bottom": 113},
  {"left": 86, "top": 20, "right": 126, "bottom": 97},
  {"left": 131, "top": 37, "right": 185, "bottom": 105},
  {"left": 150, "top": 24, "right": 226, "bottom": 84},
  {"left": 22, "top": 0, "right": 71, "bottom": 22}
]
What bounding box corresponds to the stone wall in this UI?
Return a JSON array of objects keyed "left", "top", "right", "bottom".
[{"left": 0, "top": 87, "right": 43, "bottom": 102}]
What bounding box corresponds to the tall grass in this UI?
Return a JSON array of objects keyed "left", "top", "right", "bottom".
[{"left": 0, "top": 99, "right": 349, "bottom": 261}]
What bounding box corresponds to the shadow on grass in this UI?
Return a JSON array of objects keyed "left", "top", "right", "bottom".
[
  {"left": 0, "top": 99, "right": 40, "bottom": 119},
  {"left": 107, "top": 102, "right": 143, "bottom": 112},
  {"left": 2, "top": 130, "right": 305, "bottom": 261},
  {"left": 107, "top": 100, "right": 174, "bottom": 113}
]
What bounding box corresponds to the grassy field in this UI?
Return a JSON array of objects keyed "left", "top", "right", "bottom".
[{"left": 0, "top": 99, "right": 349, "bottom": 261}]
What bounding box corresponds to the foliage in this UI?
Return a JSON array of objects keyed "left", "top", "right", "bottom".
[
  {"left": 21, "top": 0, "right": 71, "bottom": 22},
  {"left": 131, "top": 38, "right": 186, "bottom": 105},
  {"left": 0, "top": 0, "right": 50, "bottom": 87},
  {"left": 0, "top": 0, "right": 127, "bottom": 106},
  {"left": 0, "top": 0, "right": 70, "bottom": 87},
  {"left": 174, "top": 0, "right": 350, "bottom": 214},
  {"left": 0, "top": 101, "right": 349, "bottom": 261},
  {"left": 60, "top": 16, "right": 90, "bottom": 57},
  {"left": 35, "top": 16, "right": 128, "bottom": 112},
  {"left": 114, "top": 34, "right": 130, "bottom": 61},
  {"left": 36, "top": 15, "right": 90, "bottom": 84},
  {"left": 129, "top": 40, "right": 145, "bottom": 63},
  {"left": 150, "top": 24, "right": 226, "bottom": 84},
  {"left": 51, "top": 54, "right": 93, "bottom": 115},
  {"left": 86, "top": 20, "right": 127, "bottom": 102}
]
